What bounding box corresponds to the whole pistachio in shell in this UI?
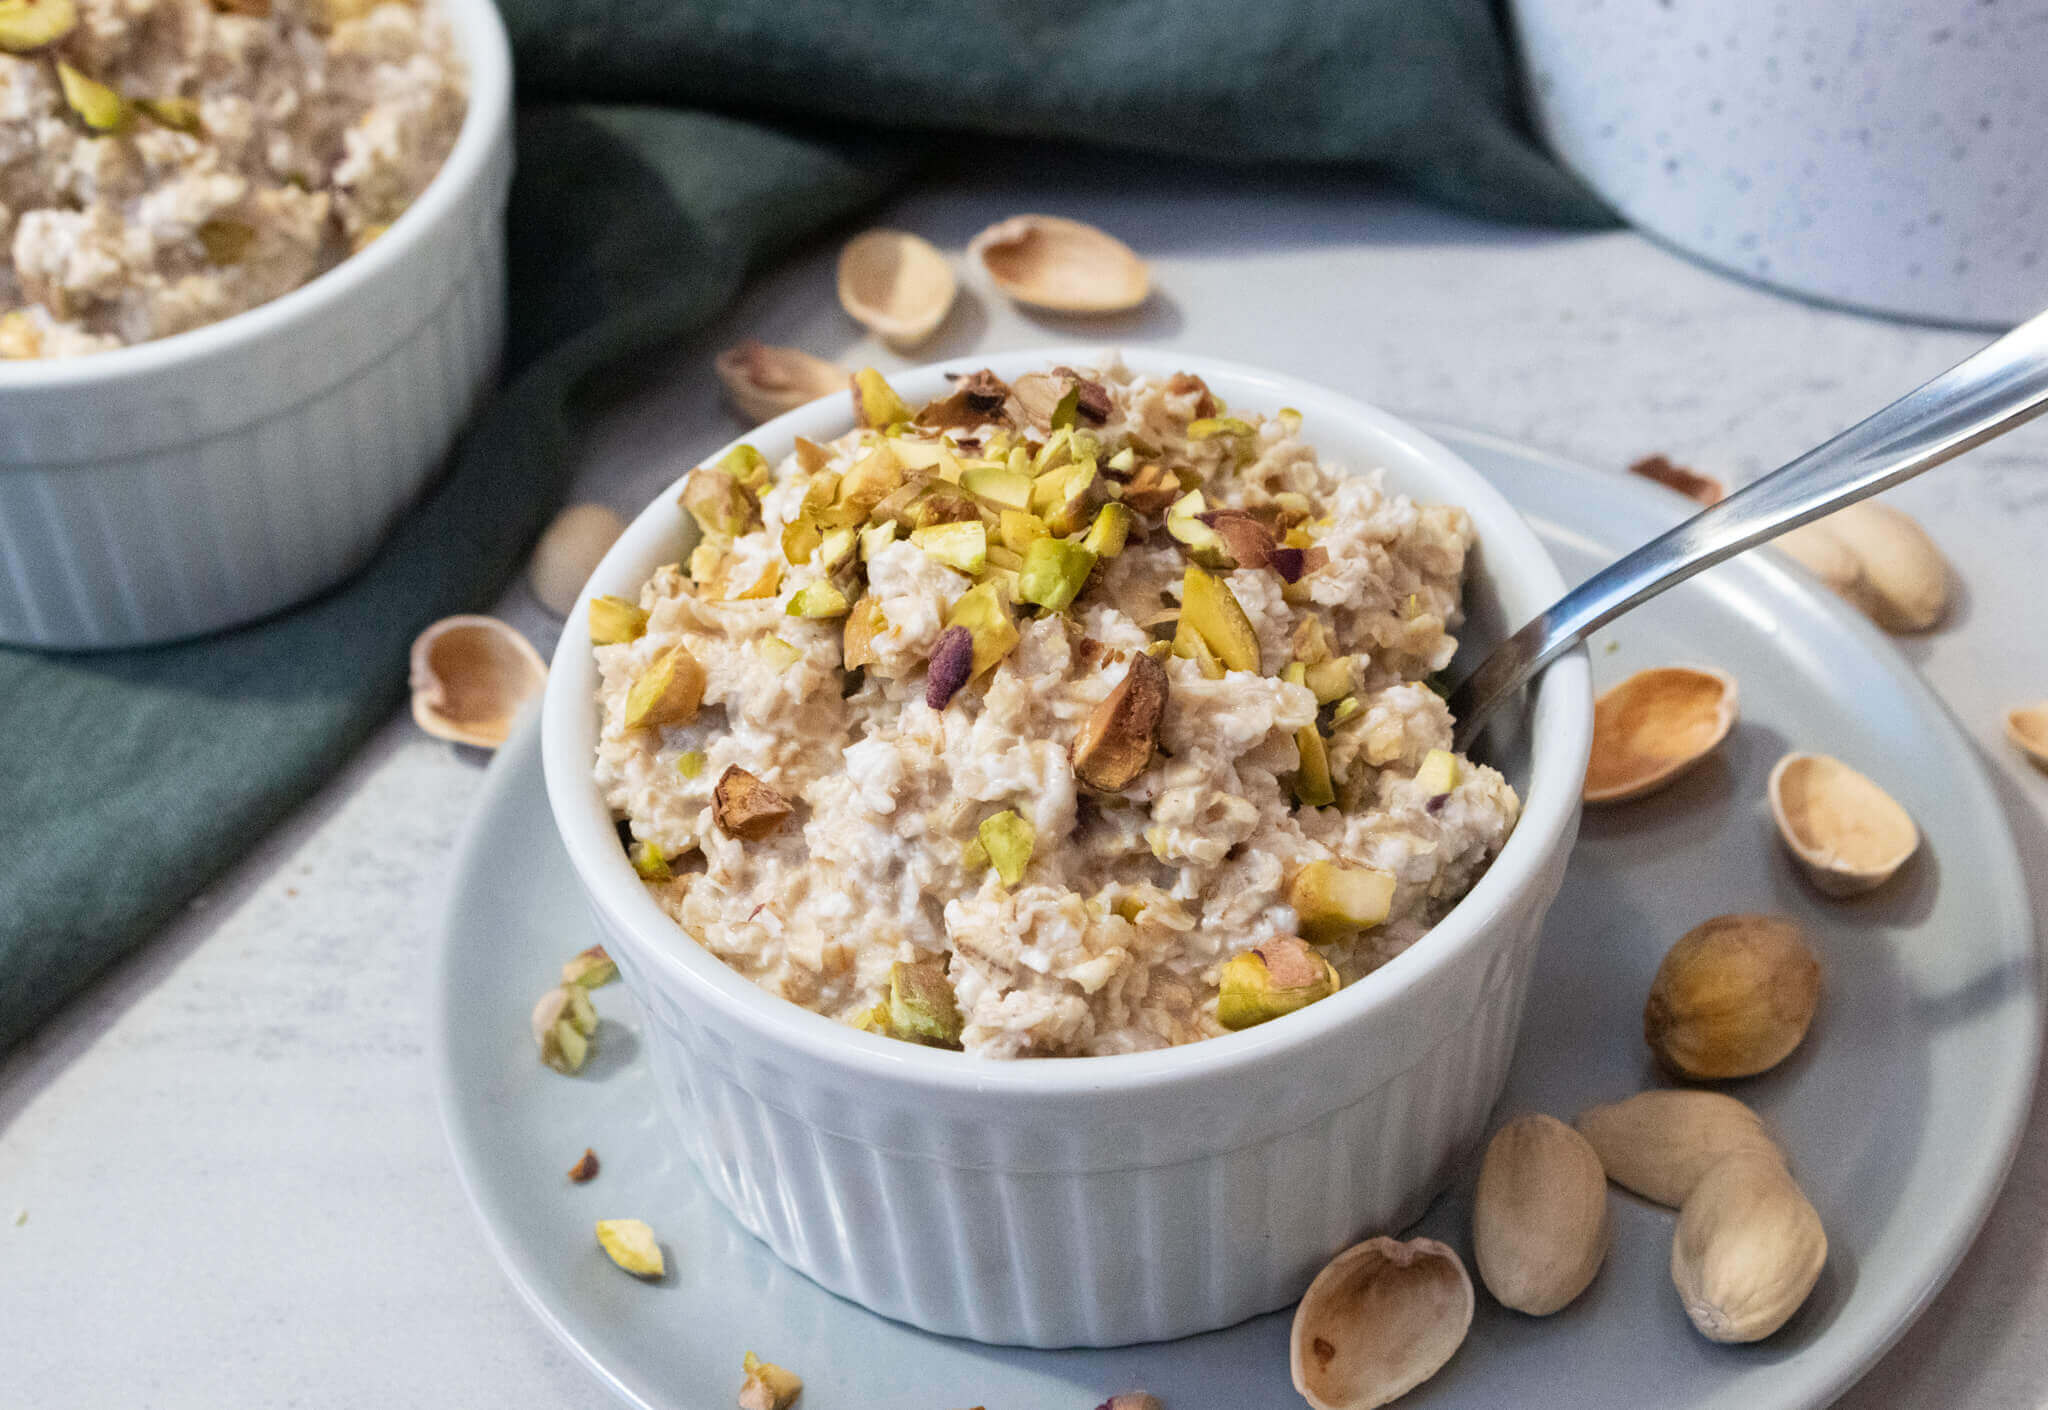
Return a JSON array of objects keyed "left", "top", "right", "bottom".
[
  {"left": 969, "top": 214, "right": 1150, "bottom": 314},
  {"left": 1644, "top": 914, "right": 1821, "bottom": 1080},
  {"left": 1776, "top": 499, "right": 1948, "bottom": 633},
  {"left": 1768, "top": 752, "right": 1919, "bottom": 897},
  {"left": 715, "top": 341, "right": 846, "bottom": 425},
  {"left": 1290, "top": 1236, "right": 1473, "bottom": 1410},
  {"left": 1472, "top": 1114, "right": 1609, "bottom": 1315},
  {"left": 1576, "top": 1089, "right": 1781, "bottom": 1207},
  {"left": 1671, "top": 1150, "right": 1826, "bottom": 1343}
]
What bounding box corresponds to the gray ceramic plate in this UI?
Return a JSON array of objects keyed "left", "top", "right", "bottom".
[{"left": 433, "top": 428, "right": 2037, "bottom": 1409}]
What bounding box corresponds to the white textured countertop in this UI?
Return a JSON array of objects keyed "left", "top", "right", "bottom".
[{"left": 5, "top": 152, "right": 2046, "bottom": 1408}]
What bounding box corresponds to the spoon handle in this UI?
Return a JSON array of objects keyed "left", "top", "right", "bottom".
[{"left": 1449, "top": 305, "right": 2048, "bottom": 750}]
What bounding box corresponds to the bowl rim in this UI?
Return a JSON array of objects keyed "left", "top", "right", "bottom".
[
  {"left": 541, "top": 347, "right": 1594, "bottom": 1096},
  {"left": 0, "top": 0, "right": 512, "bottom": 395}
]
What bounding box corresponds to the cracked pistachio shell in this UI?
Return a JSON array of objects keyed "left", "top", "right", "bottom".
[
  {"left": 409, "top": 615, "right": 547, "bottom": 749},
  {"left": 837, "top": 228, "right": 956, "bottom": 348},
  {"left": 714, "top": 340, "right": 845, "bottom": 425},
  {"left": 969, "top": 214, "right": 1149, "bottom": 313},
  {"left": 1768, "top": 752, "right": 1919, "bottom": 897},
  {"left": 1291, "top": 1236, "right": 1472, "bottom": 1410},
  {"left": 1584, "top": 666, "right": 1738, "bottom": 804}
]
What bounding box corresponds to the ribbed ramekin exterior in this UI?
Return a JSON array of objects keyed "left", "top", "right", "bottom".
[
  {"left": 0, "top": 4, "right": 509, "bottom": 650},
  {"left": 591, "top": 821, "right": 1573, "bottom": 1348}
]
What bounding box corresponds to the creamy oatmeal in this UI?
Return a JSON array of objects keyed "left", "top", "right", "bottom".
[
  {"left": 0, "top": 0, "right": 464, "bottom": 357},
  {"left": 591, "top": 360, "right": 1520, "bottom": 1057}
]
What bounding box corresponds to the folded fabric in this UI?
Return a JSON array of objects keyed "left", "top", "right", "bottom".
[{"left": 0, "top": 0, "right": 1611, "bottom": 1052}]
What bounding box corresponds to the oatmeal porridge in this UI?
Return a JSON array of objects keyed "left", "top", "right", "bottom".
[
  {"left": 591, "top": 359, "right": 1519, "bottom": 1057},
  {"left": 0, "top": 0, "right": 465, "bottom": 357}
]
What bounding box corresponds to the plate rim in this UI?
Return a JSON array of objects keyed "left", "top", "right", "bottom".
[{"left": 431, "top": 425, "right": 2040, "bottom": 1410}]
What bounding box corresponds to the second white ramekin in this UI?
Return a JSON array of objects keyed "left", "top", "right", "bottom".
[
  {"left": 0, "top": 0, "right": 513, "bottom": 650},
  {"left": 542, "top": 350, "right": 1593, "bottom": 1347}
]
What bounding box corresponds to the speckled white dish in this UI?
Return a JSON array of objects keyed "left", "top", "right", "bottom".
[{"left": 434, "top": 428, "right": 2036, "bottom": 1408}]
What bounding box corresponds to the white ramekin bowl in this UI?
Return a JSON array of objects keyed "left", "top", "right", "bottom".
[
  {"left": 0, "top": 0, "right": 512, "bottom": 650},
  {"left": 541, "top": 350, "right": 1593, "bottom": 1347}
]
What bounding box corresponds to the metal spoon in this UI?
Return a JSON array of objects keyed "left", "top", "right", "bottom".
[{"left": 1448, "top": 307, "right": 2048, "bottom": 750}]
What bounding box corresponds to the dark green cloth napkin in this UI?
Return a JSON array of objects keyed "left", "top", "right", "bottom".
[{"left": 0, "top": 1, "right": 1611, "bottom": 1052}]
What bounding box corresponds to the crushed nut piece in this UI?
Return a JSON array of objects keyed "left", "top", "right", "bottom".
[
  {"left": 562, "top": 945, "right": 617, "bottom": 989},
  {"left": 1072, "top": 650, "right": 1168, "bottom": 791},
  {"left": 738, "top": 1351, "right": 803, "bottom": 1410},
  {"left": 568, "top": 1148, "right": 600, "bottom": 1182},
  {"left": 1629, "top": 454, "right": 1725, "bottom": 506},
  {"left": 926, "top": 624, "right": 976, "bottom": 709},
  {"left": 1167, "top": 371, "right": 1217, "bottom": 418},
  {"left": 595, "top": 1218, "right": 664, "bottom": 1278},
  {"left": 713, "top": 766, "right": 794, "bottom": 840}
]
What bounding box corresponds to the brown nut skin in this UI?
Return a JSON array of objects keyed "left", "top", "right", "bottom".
[
  {"left": 1644, "top": 914, "right": 1820, "bottom": 1080},
  {"left": 713, "top": 766, "right": 794, "bottom": 841},
  {"left": 1071, "top": 650, "right": 1168, "bottom": 790}
]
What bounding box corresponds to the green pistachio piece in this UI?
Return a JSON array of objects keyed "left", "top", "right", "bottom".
[
  {"left": 1178, "top": 564, "right": 1261, "bottom": 673},
  {"left": 680, "top": 466, "right": 758, "bottom": 539},
  {"left": 859, "top": 520, "right": 899, "bottom": 562},
  {"left": 757, "top": 635, "right": 802, "bottom": 672},
  {"left": 739, "top": 1352, "right": 804, "bottom": 1410},
  {"left": 1080, "top": 502, "right": 1133, "bottom": 559},
  {"left": 885, "top": 956, "right": 963, "bottom": 1048},
  {"left": 623, "top": 644, "right": 707, "bottom": 730},
  {"left": 1329, "top": 695, "right": 1362, "bottom": 727},
  {"left": 786, "top": 581, "right": 850, "bottom": 618},
  {"left": 1171, "top": 615, "right": 1226, "bottom": 679},
  {"left": 561, "top": 945, "right": 618, "bottom": 988},
  {"left": 1105, "top": 446, "right": 1138, "bottom": 474},
  {"left": 136, "top": 95, "right": 201, "bottom": 132},
  {"left": 1292, "top": 721, "right": 1336, "bottom": 808},
  {"left": 961, "top": 465, "right": 1034, "bottom": 511},
  {"left": 1415, "top": 748, "right": 1459, "bottom": 797},
  {"left": 1041, "top": 463, "right": 1103, "bottom": 538},
  {"left": 56, "top": 61, "right": 125, "bottom": 131},
  {"left": 1289, "top": 860, "right": 1396, "bottom": 944},
  {"left": 841, "top": 596, "right": 884, "bottom": 669},
  {"left": 828, "top": 444, "right": 904, "bottom": 525},
  {"left": 1303, "top": 657, "right": 1353, "bottom": 705},
  {"left": 910, "top": 519, "right": 987, "bottom": 574},
  {"left": 676, "top": 750, "right": 707, "bottom": 779},
  {"left": 1049, "top": 382, "right": 1081, "bottom": 431},
  {"left": 943, "top": 582, "right": 1020, "bottom": 677},
  {"left": 1016, "top": 536, "right": 1097, "bottom": 613},
  {"left": 998, "top": 508, "right": 1048, "bottom": 553},
  {"left": 1187, "top": 416, "right": 1256, "bottom": 441},
  {"left": 852, "top": 367, "right": 913, "bottom": 428},
  {"left": 1216, "top": 937, "right": 1340, "bottom": 1030},
  {"left": 1165, "top": 489, "right": 1232, "bottom": 567},
  {"left": 687, "top": 542, "right": 724, "bottom": 584},
  {"left": 629, "top": 840, "right": 672, "bottom": 881},
  {"left": 815, "top": 527, "right": 856, "bottom": 573},
  {"left": 727, "top": 561, "right": 781, "bottom": 601},
  {"left": 960, "top": 835, "right": 989, "bottom": 873},
  {"left": 978, "top": 809, "right": 1035, "bottom": 887},
  {"left": 0, "top": 0, "right": 75, "bottom": 51},
  {"left": 588, "top": 595, "right": 647, "bottom": 645}
]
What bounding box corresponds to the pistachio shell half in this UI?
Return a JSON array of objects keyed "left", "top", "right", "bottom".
[
  {"left": 836, "top": 229, "right": 957, "bottom": 349},
  {"left": 714, "top": 340, "right": 846, "bottom": 425},
  {"left": 968, "top": 214, "right": 1149, "bottom": 314},
  {"left": 1583, "top": 666, "right": 1737, "bottom": 804},
  {"left": 1472, "top": 1113, "right": 1610, "bottom": 1315},
  {"left": 527, "top": 503, "right": 625, "bottom": 617},
  {"left": 2008, "top": 703, "right": 2048, "bottom": 771},
  {"left": 1767, "top": 752, "right": 1919, "bottom": 896},
  {"left": 1290, "top": 1236, "right": 1473, "bottom": 1410},
  {"left": 409, "top": 615, "right": 547, "bottom": 749},
  {"left": 1776, "top": 499, "right": 1948, "bottom": 633},
  {"left": 1671, "top": 1150, "right": 1826, "bottom": 1343}
]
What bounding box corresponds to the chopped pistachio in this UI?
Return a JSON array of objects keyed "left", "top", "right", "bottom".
[
  {"left": 1329, "top": 695, "right": 1362, "bottom": 727},
  {"left": 1165, "top": 490, "right": 1231, "bottom": 567},
  {"left": 1289, "top": 860, "right": 1396, "bottom": 944},
  {"left": 717, "top": 443, "right": 771, "bottom": 490},
  {"left": 676, "top": 750, "right": 707, "bottom": 780},
  {"left": 1303, "top": 657, "right": 1352, "bottom": 705},
  {"left": 1171, "top": 615, "right": 1226, "bottom": 679},
  {"left": 851, "top": 367, "right": 913, "bottom": 428},
  {"left": 0, "top": 309, "right": 39, "bottom": 360},
  {"left": 594, "top": 1219, "right": 664, "bottom": 1278},
  {"left": 1040, "top": 463, "right": 1104, "bottom": 537},
  {"left": 1118, "top": 460, "right": 1181, "bottom": 514},
  {"left": 1031, "top": 427, "right": 1078, "bottom": 476},
  {"left": 999, "top": 508, "right": 1049, "bottom": 553},
  {"left": 1292, "top": 722, "right": 1336, "bottom": 808},
  {"left": 56, "top": 60, "right": 125, "bottom": 130},
  {"left": 688, "top": 542, "right": 725, "bottom": 584},
  {"left": 1111, "top": 894, "right": 1145, "bottom": 923},
  {"left": 738, "top": 1353, "right": 804, "bottom": 1410},
  {"left": 961, "top": 465, "right": 1034, "bottom": 510},
  {"left": 532, "top": 987, "right": 594, "bottom": 1073},
  {"left": 1216, "top": 937, "right": 1340, "bottom": 1030},
  {"left": 136, "top": 95, "right": 201, "bottom": 132},
  {"left": 786, "top": 582, "right": 849, "bottom": 618},
  {"left": 1416, "top": 748, "right": 1460, "bottom": 797},
  {"left": 1071, "top": 650, "right": 1168, "bottom": 791},
  {"left": 629, "top": 840, "right": 672, "bottom": 881},
  {"left": 565, "top": 946, "right": 618, "bottom": 991},
  {"left": 1178, "top": 564, "right": 1261, "bottom": 673},
  {"left": 1017, "top": 537, "right": 1097, "bottom": 612},
  {"left": 1049, "top": 381, "right": 1082, "bottom": 431},
  {"left": 1278, "top": 406, "right": 1303, "bottom": 434},
  {"left": 885, "top": 956, "right": 964, "bottom": 1047},
  {"left": 197, "top": 217, "right": 256, "bottom": 264},
  {"left": 816, "top": 528, "right": 857, "bottom": 573},
  {"left": 792, "top": 436, "right": 832, "bottom": 475},
  {"left": 978, "top": 809, "right": 1036, "bottom": 886},
  {"left": 1106, "top": 446, "right": 1138, "bottom": 475},
  {"left": 944, "top": 582, "right": 1021, "bottom": 677},
  {"left": 859, "top": 520, "right": 899, "bottom": 562},
  {"left": 680, "top": 466, "right": 757, "bottom": 538},
  {"left": 842, "top": 596, "right": 885, "bottom": 669},
  {"left": 713, "top": 765, "right": 794, "bottom": 840},
  {"left": 924, "top": 624, "right": 976, "bottom": 709},
  {"left": 960, "top": 835, "right": 990, "bottom": 872},
  {"left": 567, "top": 1148, "right": 600, "bottom": 1182},
  {"left": 912, "top": 490, "right": 979, "bottom": 529},
  {"left": 1187, "top": 415, "right": 1256, "bottom": 441},
  {"left": 1289, "top": 615, "right": 1333, "bottom": 664},
  {"left": 0, "top": 0, "right": 76, "bottom": 51},
  {"left": 757, "top": 635, "right": 803, "bottom": 672},
  {"left": 588, "top": 595, "right": 647, "bottom": 645},
  {"left": 910, "top": 519, "right": 988, "bottom": 574},
  {"left": 1081, "top": 501, "right": 1134, "bottom": 558},
  {"left": 623, "top": 644, "right": 707, "bottom": 731},
  {"left": 830, "top": 443, "right": 904, "bottom": 524},
  {"left": 985, "top": 544, "right": 1025, "bottom": 573}
]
